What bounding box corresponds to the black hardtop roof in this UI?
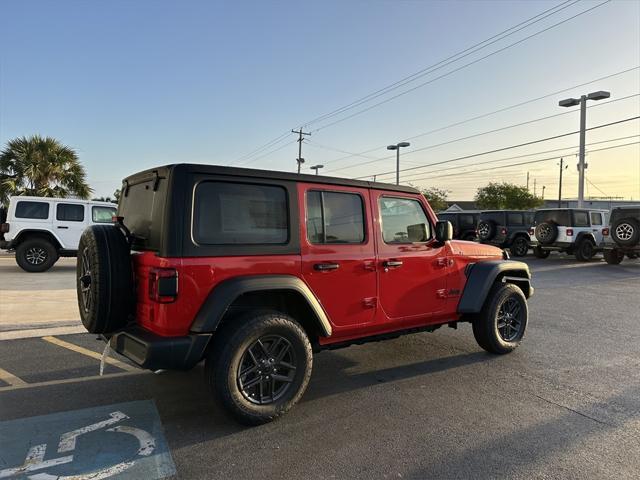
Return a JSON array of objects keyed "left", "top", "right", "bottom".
[
  {"left": 535, "top": 207, "right": 608, "bottom": 212},
  {"left": 124, "top": 163, "right": 420, "bottom": 194},
  {"left": 480, "top": 209, "right": 534, "bottom": 214}
]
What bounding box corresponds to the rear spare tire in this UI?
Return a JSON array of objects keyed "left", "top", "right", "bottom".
[
  {"left": 16, "top": 237, "right": 59, "bottom": 272},
  {"left": 611, "top": 217, "right": 640, "bottom": 247},
  {"left": 535, "top": 222, "right": 558, "bottom": 245},
  {"left": 477, "top": 220, "right": 496, "bottom": 241},
  {"left": 76, "top": 225, "right": 133, "bottom": 334}
]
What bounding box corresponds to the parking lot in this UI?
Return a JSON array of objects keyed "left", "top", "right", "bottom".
[{"left": 1, "top": 253, "right": 639, "bottom": 479}]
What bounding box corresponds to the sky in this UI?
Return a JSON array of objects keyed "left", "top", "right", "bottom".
[{"left": 1, "top": 0, "right": 639, "bottom": 201}]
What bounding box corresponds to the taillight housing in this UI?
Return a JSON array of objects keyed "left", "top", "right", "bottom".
[
  {"left": 528, "top": 228, "right": 534, "bottom": 236},
  {"left": 0, "top": 223, "right": 9, "bottom": 234},
  {"left": 149, "top": 268, "right": 178, "bottom": 303},
  {"left": 501, "top": 228, "right": 507, "bottom": 235},
  {"left": 602, "top": 228, "right": 610, "bottom": 236},
  {"left": 566, "top": 228, "right": 574, "bottom": 236}
]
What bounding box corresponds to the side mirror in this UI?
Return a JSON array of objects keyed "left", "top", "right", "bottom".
[{"left": 435, "top": 221, "right": 453, "bottom": 243}]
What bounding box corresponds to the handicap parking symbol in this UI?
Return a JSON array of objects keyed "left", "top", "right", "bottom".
[{"left": 0, "top": 400, "right": 175, "bottom": 479}]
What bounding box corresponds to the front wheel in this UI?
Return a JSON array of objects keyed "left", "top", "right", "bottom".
[
  {"left": 472, "top": 283, "right": 528, "bottom": 355},
  {"left": 603, "top": 249, "right": 624, "bottom": 265},
  {"left": 206, "top": 311, "right": 313, "bottom": 425},
  {"left": 575, "top": 239, "right": 595, "bottom": 261}
]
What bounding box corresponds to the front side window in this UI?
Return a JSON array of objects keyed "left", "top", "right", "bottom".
[
  {"left": 590, "top": 212, "right": 602, "bottom": 226},
  {"left": 379, "top": 197, "right": 431, "bottom": 244},
  {"left": 306, "top": 191, "right": 365, "bottom": 244},
  {"left": 573, "top": 211, "right": 589, "bottom": 227},
  {"left": 92, "top": 206, "right": 116, "bottom": 223},
  {"left": 15, "top": 201, "right": 49, "bottom": 219},
  {"left": 56, "top": 203, "right": 85, "bottom": 222},
  {"left": 194, "top": 181, "right": 288, "bottom": 245}
]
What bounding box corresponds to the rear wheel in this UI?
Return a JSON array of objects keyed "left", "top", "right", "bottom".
[
  {"left": 206, "top": 311, "right": 313, "bottom": 425},
  {"left": 533, "top": 246, "right": 550, "bottom": 259},
  {"left": 15, "top": 237, "right": 58, "bottom": 272},
  {"left": 575, "top": 238, "right": 595, "bottom": 262},
  {"left": 603, "top": 249, "right": 624, "bottom": 265},
  {"left": 509, "top": 236, "right": 529, "bottom": 257},
  {"left": 472, "top": 283, "right": 527, "bottom": 355},
  {"left": 627, "top": 252, "right": 639, "bottom": 260}
]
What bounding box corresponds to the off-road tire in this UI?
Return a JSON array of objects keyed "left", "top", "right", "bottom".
[
  {"left": 535, "top": 222, "right": 558, "bottom": 245},
  {"left": 472, "top": 283, "right": 527, "bottom": 355},
  {"left": 15, "top": 237, "right": 59, "bottom": 272},
  {"left": 603, "top": 249, "right": 624, "bottom": 265},
  {"left": 509, "top": 236, "right": 529, "bottom": 257},
  {"left": 477, "top": 220, "right": 496, "bottom": 241},
  {"left": 627, "top": 252, "right": 639, "bottom": 260},
  {"left": 611, "top": 217, "right": 640, "bottom": 247},
  {"left": 533, "top": 246, "right": 550, "bottom": 259},
  {"left": 574, "top": 238, "right": 596, "bottom": 262},
  {"left": 206, "top": 310, "right": 313, "bottom": 425},
  {"left": 76, "top": 225, "right": 134, "bottom": 333}
]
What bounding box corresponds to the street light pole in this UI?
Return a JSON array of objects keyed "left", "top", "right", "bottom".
[
  {"left": 310, "top": 165, "right": 324, "bottom": 175},
  {"left": 386, "top": 141, "right": 410, "bottom": 185},
  {"left": 559, "top": 90, "right": 610, "bottom": 208}
]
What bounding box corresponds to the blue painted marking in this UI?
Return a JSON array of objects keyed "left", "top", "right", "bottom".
[{"left": 0, "top": 400, "right": 175, "bottom": 479}]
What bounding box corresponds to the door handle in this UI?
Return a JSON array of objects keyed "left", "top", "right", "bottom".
[
  {"left": 57, "top": 226, "right": 69, "bottom": 229},
  {"left": 314, "top": 263, "right": 340, "bottom": 271},
  {"left": 383, "top": 260, "right": 403, "bottom": 268}
]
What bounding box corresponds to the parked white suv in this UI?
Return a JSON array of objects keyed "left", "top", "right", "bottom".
[
  {"left": 529, "top": 208, "right": 609, "bottom": 261},
  {"left": 0, "top": 196, "right": 116, "bottom": 272}
]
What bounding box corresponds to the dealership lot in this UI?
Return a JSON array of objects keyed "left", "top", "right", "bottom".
[{"left": 0, "top": 254, "right": 639, "bottom": 479}]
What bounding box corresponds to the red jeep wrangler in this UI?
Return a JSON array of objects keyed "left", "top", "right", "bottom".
[{"left": 77, "top": 164, "right": 533, "bottom": 424}]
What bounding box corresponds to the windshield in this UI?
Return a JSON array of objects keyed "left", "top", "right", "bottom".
[{"left": 534, "top": 210, "right": 570, "bottom": 226}]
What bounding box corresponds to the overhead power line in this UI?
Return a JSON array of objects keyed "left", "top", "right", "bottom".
[{"left": 352, "top": 115, "right": 640, "bottom": 180}]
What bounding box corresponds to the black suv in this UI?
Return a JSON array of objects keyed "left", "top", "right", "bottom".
[
  {"left": 476, "top": 210, "right": 533, "bottom": 257},
  {"left": 602, "top": 206, "right": 640, "bottom": 264},
  {"left": 437, "top": 211, "right": 479, "bottom": 241}
]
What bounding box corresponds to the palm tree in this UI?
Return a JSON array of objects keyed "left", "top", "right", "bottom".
[{"left": 0, "top": 135, "right": 92, "bottom": 204}]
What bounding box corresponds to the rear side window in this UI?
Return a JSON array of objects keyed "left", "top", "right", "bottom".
[
  {"left": 534, "top": 210, "right": 570, "bottom": 226},
  {"left": 194, "top": 181, "right": 288, "bottom": 245},
  {"left": 507, "top": 213, "right": 524, "bottom": 226},
  {"left": 15, "top": 201, "right": 49, "bottom": 219},
  {"left": 92, "top": 206, "right": 116, "bottom": 223},
  {"left": 459, "top": 214, "right": 475, "bottom": 228},
  {"left": 590, "top": 212, "right": 602, "bottom": 226},
  {"left": 379, "top": 197, "right": 431, "bottom": 244},
  {"left": 573, "top": 211, "right": 589, "bottom": 227},
  {"left": 306, "top": 191, "right": 365, "bottom": 244},
  {"left": 56, "top": 203, "right": 84, "bottom": 222},
  {"left": 480, "top": 212, "right": 504, "bottom": 224}
]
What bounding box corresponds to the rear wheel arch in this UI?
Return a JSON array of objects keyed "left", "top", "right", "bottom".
[
  {"left": 191, "top": 275, "right": 333, "bottom": 339},
  {"left": 13, "top": 229, "right": 63, "bottom": 250}
]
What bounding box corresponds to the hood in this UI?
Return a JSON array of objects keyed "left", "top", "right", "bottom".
[{"left": 449, "top": 240, "right": 503, "bottom": 258}]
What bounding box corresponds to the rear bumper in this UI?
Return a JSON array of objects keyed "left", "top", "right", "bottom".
[
  {"left": 0, "top": 239, "right": 14, "bottom": 250},
  {"left": 109, "top": 326, "right": 212, "bottom": 370}
]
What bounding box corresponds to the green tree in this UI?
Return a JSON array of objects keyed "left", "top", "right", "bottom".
[
  {"left": 420, "top": 186, "right": 450, "bottom": 212},
  {"left": 474, "top": 182, "right": 543, "bottom": 210},
  {"left": 0, "top": 135, "right": 91, "bottom": 204}
]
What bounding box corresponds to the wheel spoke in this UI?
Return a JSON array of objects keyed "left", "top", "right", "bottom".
[
  {"left": 272, "top": 373, "right": 294, "bottom": 383},
  {"left": 242, "top": 375, "right": 262, "bottom": 390},
  {"left": 256, "top": 339, "right": 270, "bottom": 357}
]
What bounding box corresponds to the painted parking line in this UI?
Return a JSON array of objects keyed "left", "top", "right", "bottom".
[
  {"left": 0, "top": 370, "right": 145, "bottom": 392},
  {"left": 42, "top": 336, "right": 138, "bottom": 372},
  {"left": 0, "top": 400, "right": 175, "bottom": 479},
  {"left": 0, "top": 367, "right": 27, "bottom": 387}
]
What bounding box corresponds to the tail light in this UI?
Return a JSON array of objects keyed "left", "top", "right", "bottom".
[
  {"left": 149, "top": 268, "right": 178, "bottom": 303},
  {"left": 501, "top": 228, "right": 507, "bottom": 235},
  {"left": 602, "top": 228, "right": 609, "bottom": 236},
  {"left": 528, "top": 228, "right": 534, "bottom": 235},
  {"left": 566, "top": 228, "right": 574, "bottom": 236},
  {"left": 0, "top": 223, "right": 9, "bottom": 233}
]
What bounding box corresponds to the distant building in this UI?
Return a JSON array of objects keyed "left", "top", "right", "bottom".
[{"left": 541, "top": 198, "right": 640, "bottom": 209}]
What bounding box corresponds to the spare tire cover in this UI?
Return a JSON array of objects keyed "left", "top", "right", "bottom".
[
  {"left": 77, "top": 225, "right": 134, "bottom": 334},
  {"left": 535, "top": 222, "right": 558, "bottom": 245},
  {"left": 477, "top": 220, "right": 496, "bottom": 241}
]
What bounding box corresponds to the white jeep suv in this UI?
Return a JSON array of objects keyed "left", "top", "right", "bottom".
[
  {"left": 0, "top": 196, "right": 116, "bottom": 272},
  {"left": 529, "top": 208, "right": 609, "bottom": 261}
]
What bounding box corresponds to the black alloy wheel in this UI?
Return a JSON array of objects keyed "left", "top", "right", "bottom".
[
  {"left": 496, "top": 297, "right": 524, "bottom": 342},
  {"left": 510, "top": 237, "right": 529, "bottom": 257},
  {"left": 237, "top": 335, "right": 297, "bottom": 405}
]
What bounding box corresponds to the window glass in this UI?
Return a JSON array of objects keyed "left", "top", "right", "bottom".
[
  {"left": 460, "top": 214, "right": 475, "bottom": 227},
  {"left": 480, "top": 212, "right": 504, "bottom": 224},
  {"left": 379, "top": 197, "right": 431, "bottom": 244},
  {"left": 92, "top": 206, "right": 117, "bottom": 223},
  {"left": 56, "top": 203, "right": 85, "bottom": 222},
  {"left": 507, "top": 213, "right": 524, "bottom": 226},
  {"left": 573, "top": 211, "right": 589, "bottom": 227},
  {"left": 534, "top": 210, "right": 570, "bottom": 226},
  {"left": 194, "top": 182, "right": 288, "bottom": 245},
  {"left": 306, "top": 191, "right": 365, "bottom": 244},
  {"left": 438, "top": 213, "right": 455, "bottom": 223},
  {"left": 590, "top": 212, "right": 602, "bottom": 226},
  {"left": 15, "top": 201, "right": 49, "bottom": 219}
]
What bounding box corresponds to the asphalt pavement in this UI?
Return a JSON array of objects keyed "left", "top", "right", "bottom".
[{"left": 0, "top": 254, "right": 639, "bottom": 479}]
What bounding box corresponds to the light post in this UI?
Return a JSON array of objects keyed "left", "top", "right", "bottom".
[
  {"left": 386, "top": 141, "right": 410, "bottom": 185},
  {"left": 310, "top": 164, "right": 324, "bottom": 175},
  {"left": 558, "top": 90, "right": 610, "bottom": 207}
]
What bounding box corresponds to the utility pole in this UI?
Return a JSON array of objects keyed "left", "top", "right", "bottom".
[
  {"left": 292, "top": 128, "right": 311, "bottom": 174},
  {"left": 558, "top": 157, "right": 567, "bottom": 208},
  {"left": 542, "top": 185, "right": 546, "bottom": 200},
  {"left": 533, "top": 178, "right": 537, "bottom": 197},
  {"left": 526, "top": 172, "right": 530, "bottom": 191}
]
